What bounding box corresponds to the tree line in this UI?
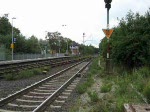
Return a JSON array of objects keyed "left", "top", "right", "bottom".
[
  {"left": 0, "top": 15, "right": 98, "bottom": 56},
  {"left": 99, "top": 8, "right": 150, "bottom": 69}
]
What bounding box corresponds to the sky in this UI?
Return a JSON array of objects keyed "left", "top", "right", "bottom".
[{"left": 0, "top": 0, "right": 150, "bottom": 48}]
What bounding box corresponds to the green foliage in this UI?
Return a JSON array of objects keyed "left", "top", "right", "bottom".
[
  {"left": 79, "top": 44, "right": 99, "bottom": 55},
  {"left": 0, "top": 17, "right": 12, "bottom": 35},
  {"left": 138, "top": 66, "right": 150, "bottom": 78},
  {"left": 99, "top": 9, "right": 150, "bottom": 69},
  {"left": 76, "top": 83, "right": 87, "bottom": 94},
  {"left": 0, "top": 16, "right": 97, "bottom": 56},
  {"left": 77, "top": 58, "right": 101, "bottom": 94},
  {"left": 88, "top": 91, "right": 99, "bottom": 102},
  {"left": 143, "top": 81, "right": 150, "bottom": 103},
  {"left": 32, "top": 68, "right": 42, "bottom": 75},
  {"left": 26, "top": 35, "right": 41, "bottom": 53},
  {"left": 101, "top": 83, "right": 112, "bottom": 93},
  {"left": 77, "top": 76, "right": 94, "bottom": 94},
  {"left": 4, "top": 68, "right": 43, "bottom": 80},
  {"left": 4, "top": 73, "right": 15, "bottom": 80}
]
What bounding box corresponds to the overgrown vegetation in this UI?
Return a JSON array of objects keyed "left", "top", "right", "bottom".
[
  {"left": 104, "top": 66, "right": 150, "bottom": 111},
  {"left": 76, "top": 58, "right": 101, "bottom": 94},
  {"left": 143, "top": 81, "right": 150, "bottom": 103},
  {"left": 71, "top": 9, "right": 150, "bottom": 112},
  {"left": 88, "top": 91, "right": 99, "bottom": 102},
  {"left": 99, "top": 9, "right": 150, "bottom": 69},
  {"left": 100, "top": 83, "right": 112, "bottom": 93},
  {"left": 71, "top": 58, "right": 150, "bottom": 112},
  {"left": 4, "top": 66, "right": 51, "bottom": 80}
]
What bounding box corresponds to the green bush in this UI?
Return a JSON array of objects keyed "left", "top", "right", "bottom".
[
  {"left": 138, "top": 67, "right": 150, "bottom": 78},
  {"left": 17, "top": 70, "right": 34, "bottom": 79},
  {"left": 86, "top": 77, "right": 94, "bottom": 86},
  {"left": 4, "top": 73, "right": 15, "bottom": 80},
  {"left": 76, "top": 83, "right": 87, "bottom": 94},
  {"left": 33, "top": 68, "right": 42, "bottom": 75},
  {"left": 116, "top": 97, "right": 127, "bottom": 112},
  {"left": 101, "top": 83, "right": 112, "bottom": 93},
  {"left": 143, "top": 81, "right": 150, "bottom": 103},
  {"left": 88, "top": 91, "right": 99, "bottom": 102}
]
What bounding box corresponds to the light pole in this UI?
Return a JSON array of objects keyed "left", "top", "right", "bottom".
[
  {"left": 82, "top": 33, "right": 85, "bottom": 55},
  {"left": 11, "top": 17, "right": 16, "bottom": 61}
]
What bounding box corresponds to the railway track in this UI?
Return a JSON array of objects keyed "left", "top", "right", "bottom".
[
  {"left": 0, "top": 59, "right": 91, "bottom": 112},
  {"left": 0, "top": 56, "right": 90, "bottom": 78}
]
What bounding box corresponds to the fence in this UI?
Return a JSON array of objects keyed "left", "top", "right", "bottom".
[
  {"left": 0, "top": 53, "right": 65, "bottom": 61},
  {"left": 0, "top": 45, "right": 6, "bottom": 61}
]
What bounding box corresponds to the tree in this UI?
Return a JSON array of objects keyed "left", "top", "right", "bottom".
[
  {"left": 26, "top": 35, "right": 40, "bottom": 53},
  {"left": 0, "top": 16, "right": 11, "bottom": 35},
  {"left": 100, "top": 9, "right": 150, "bottom": 69}
]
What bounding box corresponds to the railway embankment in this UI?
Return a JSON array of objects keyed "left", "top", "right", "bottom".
[{"left": 64, "top": 57, "right": 150, "bottom": 112}]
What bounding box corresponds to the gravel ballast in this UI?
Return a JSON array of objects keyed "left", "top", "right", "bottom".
[{"left": 0, "top": 63, "right": 74, "bottom": 100}]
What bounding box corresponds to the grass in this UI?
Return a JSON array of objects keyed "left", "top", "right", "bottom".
[
  {"left": 101, "top": 66, "right": 150, "bottom": 111},
  {"left": 100, "top": 83, "right": 112, "bottom": 93},
  {"left": 143, "top": 81, "right": 150, "bottom": 103},
  {"left": 4, "top": 66, "right": 51, "bottom": 80},
  {"left": 76, "top": 58, "right": 102, "bottom": 94},
  {"left": 76, "top": 76, "right": 94, "bottom": 94},
  {"left": 88, "top": 91, "right": 99, "bottom": 102},
  {"left": 71, "top": 57, "right": 150, "bottom": 112}
]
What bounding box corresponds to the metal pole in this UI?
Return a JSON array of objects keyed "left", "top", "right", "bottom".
[
  {"left": 62, "top": 25, "right": 68, "bottom": 54},
  {"left": 106, "top": 8, "right": 112, "bottom": 74},
  {"left": 67, "top": 39, "right": 68, "bottom": 54},
  {"left": 11, "top": 17, "right": 16, "bottom": 61},
  {"left": 107, "top": 8, "right": 109, "bottom": 28},
  {"left": 45, "top": 31, "right": 48, "bottom": 58},
  {"left": 83, "top": 33, "right": 85, "bottom": 55},
  {"left": 12, "top": 19, "right": 14, "bottom": 61},
  {"left": 107, "top": 8, "right": 110, "bottom": 59},
  {"left": 59, "top": 40, "right": 60, "bottom": 54}
]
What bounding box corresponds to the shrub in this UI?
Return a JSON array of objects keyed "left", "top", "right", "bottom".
[
  {"left": 17, "top": 70, "right": 34, "bottom": 79},
  {"left": 101, "top": 83, "right": 112, "bottom": 93},
  {"left": 88, "top": 91, "right": 99, "bottom": 102},
  {"left": 33, "top": 68, "right": 42, "bottom": 75},
  {"left": 138, "top": 66, "right": 150, "bottom": 78},
  {"left": 76, "top": 83, "right": 87, "bottom": 94},
  {"left": 143, "top": 81, "right": 150, "bottom": 103},
  {"left": 4, "top": 73, "right": 15, "bottom": 80}
]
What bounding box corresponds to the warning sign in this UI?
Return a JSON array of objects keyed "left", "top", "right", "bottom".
[
  {"left": 10, "top": 43, "right": 14, "bottom": 49},
  {"left": 102, "top": 29, "right": 114, "bottom": 39}
]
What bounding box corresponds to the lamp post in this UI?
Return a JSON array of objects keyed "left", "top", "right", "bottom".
[
  {"left": 82, "top": 33, "right": 85, "bottom": 55},
  {"left": 11, "top": 17, "right": 16, "bottom": 61},
  {"left": 104, "top": 0, "right": 113, "bottom": 74}
]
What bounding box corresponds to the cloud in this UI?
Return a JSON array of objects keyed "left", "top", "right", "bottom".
[{"left": 0, "top": 0, "right": 149, "bottom": 48}]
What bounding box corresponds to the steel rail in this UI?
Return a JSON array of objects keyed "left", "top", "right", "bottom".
[
  {"left": 0, "top": 59, "right": 87, "bottom": 107},
  {"left": 33, "top": 61, "right": 91, "bottom": 112},
  {"left": 0, "top": 56, "right": 88, "bottom": 77}
]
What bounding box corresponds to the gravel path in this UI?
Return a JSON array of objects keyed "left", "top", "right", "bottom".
[
  {"left": 0, "top": 63, "right": 74, "bottom": 100},
  {"left": 53, "top": 64, "right": 91, "bottom": 112}
]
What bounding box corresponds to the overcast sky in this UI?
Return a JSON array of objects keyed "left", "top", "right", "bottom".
[{"left": 0, "top": 0, "right": 150, "bottom": 47}]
